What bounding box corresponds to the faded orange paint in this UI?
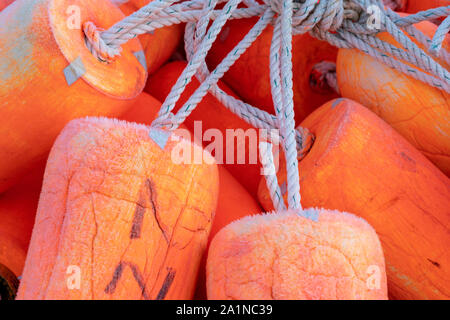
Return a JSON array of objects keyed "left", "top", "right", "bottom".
[
  {"left": 258, "top": 99, "right": 450, "bottom": 300},
  {"left": 207, "top": 209, "right": 388, "bottom": 300},
  {"left": 206, "top": 17, "right": 339, "bottom": 123},
  {"left": 0, "top": 0, "right": 147, "bottom": 193},
  {"left": 17, "top": 117, "right": 219, "bottom": 299},
  {"left": 337, "top": 19, "right": 450, "bottom": 176},
  {"left": 146, "top": 61, "right": 264, "bottom": 198}
]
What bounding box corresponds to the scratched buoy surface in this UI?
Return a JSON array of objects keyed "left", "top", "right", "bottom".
[
  {"left": 0, "top": 0, "right": 147, "bottom": 192},
  {"left": 17, "top": 117, "right": 219, "bottom": 300}
]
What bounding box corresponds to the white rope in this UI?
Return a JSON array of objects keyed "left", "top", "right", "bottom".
[{"left": 81, "top": 0, "right": 450, "bottom": 211}]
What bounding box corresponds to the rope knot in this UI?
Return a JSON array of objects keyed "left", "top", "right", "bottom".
[{"left": 83, "top": 21, "right": 122, "bottom": 63}]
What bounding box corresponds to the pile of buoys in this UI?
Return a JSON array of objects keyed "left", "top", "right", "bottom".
[{"left": 0, "top": 0, "right": 449, "bottom": 301}]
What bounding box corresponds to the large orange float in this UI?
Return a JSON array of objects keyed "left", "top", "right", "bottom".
[
  {"left": 337, "top": 19, "right": 450, "bottom": 176},
  {"left": 258, "top": 98, "right": 450, "bottom": 300},
  {"left": 206, "top": 17, "right": 339, "bottom": 123},
  {"left": 17, "top": 117, "right": 219, "bottom": 300},
  {"left": 119, "top": 0, "right": 184, "bottom": 74},
  {"left": 207, "top": 209, "right": 388, "bottom": 300},
  {"left": 0, "top": 0, "right": 147, "bottom": 192}
]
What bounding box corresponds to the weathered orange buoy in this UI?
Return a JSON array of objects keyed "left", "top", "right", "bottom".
[
  {"left": 119, "top": 0, "right": 184, "bottom": 74},
  {"left": 17, "top": 117, "right": 219, "bottom": 300},
  {"left": 0, "top": 0, "right": 147, "bottom": 192},
  {"left": 206, "top": 17, "right": 339, "bottom": 123},
  {"left": 337, "top": 19, "right": 450, "bottom": 176},
  {"left": 0, "top": 0, "right": 13, "bottom": 11},
  {"left": 0, "top": 165, "right": 44, "bottom": 300},
  {"left": 258, "top": 98, "right": 450, "bottom": 300},
  {"left": 195, "top": 166, "right": 262, "bottom": 299},
  {"left": 207, "top": 209, "right": 388, "bottom": 300},
  {"left": 146, "top": 61, "right": 263, "bottom": 197}
]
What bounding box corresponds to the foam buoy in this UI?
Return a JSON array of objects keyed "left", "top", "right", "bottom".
[
  {"left": 258, "top": 98, "right": 450, "bottom": 300},
  {"left": 0, "top": 0, "right": 147, "bottom": 192},
  {"left": 207, "top": 209, "right": 388, "bottom": 300},
  {"left": 337, "top": 19, "right": 450, "bottom": 176},
  {"left": 17, "top": 117, "right": 219, "bottom": 300}
]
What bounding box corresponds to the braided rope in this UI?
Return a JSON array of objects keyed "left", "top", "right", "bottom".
[{"left": 82, "top": 0, "right": 450, "bottom": 211}]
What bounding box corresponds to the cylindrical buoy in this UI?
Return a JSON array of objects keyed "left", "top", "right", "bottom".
[
  {"left": 119, "top": 0, "right": 184, "bottom": 74},
  {"left": 146, "top": 61, "right": 264, "bottom": 197},
  {"left": 0, "top": 0, "right": 147, "bottom": 192},
  {"left": 337, "top": 19, "right": 450, "bottom": 176},
  {"left": 0, "top": 165, "right": 44, "bottom": 300},
  {"left": 207, "top": 209, "right": 388, "bottom": 300},
  {"left": 17, "top": 117, "right": 219, "bottom": 300},
  {"left": 195, "top": 166, "right": 262, "bottom": 299},
  {"left": 258, "top": 98, "right": 450, "bottom": 300},
  {"left": 207, "top": 17, "right": 339, "bottom": 123}
]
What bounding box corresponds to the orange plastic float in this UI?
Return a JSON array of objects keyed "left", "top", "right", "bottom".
[
  {"left": 258, "top": 98, "right": 450, "bottom": 300},
  {"left": 119, "top": 0, "right": 184, "bottom": 74},
  {"left": 207, "top": 209, "right": 388, "bottom": 300},
  {"left": 0, "top": 0, "right": 147, "bottom": 192},
  {"left": 207, "top": 17, "right": 339, "bottom": 123},
  {"left": 17, "top": 117, "right": 219, "bottom": 300},
  {"left": 405, "top": 0, "right": 449, "bottom": 14},
  {"left": 337, "top": 19, "right": 450, "bottom": 176},
  {"left": 0, "top": 165, "right": 44, "bottom": 299},
  {"left": 146, "top": 61, "right": 263, "bottom": 197}
]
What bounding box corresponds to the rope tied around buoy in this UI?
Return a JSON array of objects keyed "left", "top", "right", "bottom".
[{"left": 82, "top": 0, "right": 450, "bottom": 211}]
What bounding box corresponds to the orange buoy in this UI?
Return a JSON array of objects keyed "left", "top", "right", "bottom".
[
  {"left": 146, "top": 61, "right": 264, "bottom": 197},
  {"left": 195, "top": 165, "right": 262, "bottom": 299},
  {"left": 337, "top": 19, "right": 450, "bottom": 176},
  {"left": 258, "top": 98, "right": 450, "bottom": 300},
  {"left": 119, "top": 0, "right": 184, "bottom": 74},
  {"left": 17, "top": 117, "right": 219, "bottom": 300},
  {"left": 0, "top": 0, "right": 147, "bottom": 192},
  {"left": 0, "top": 0, "right": 13, "bottom": 11},
  {"left": 207, "top": 209, "right": 388, "bottom": 300},
  {"left": 0, "top": 165, "right": 44, "bottom": 299},
  {"left": 206, "top": 17, "right": 339, "bottom": 123}
]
